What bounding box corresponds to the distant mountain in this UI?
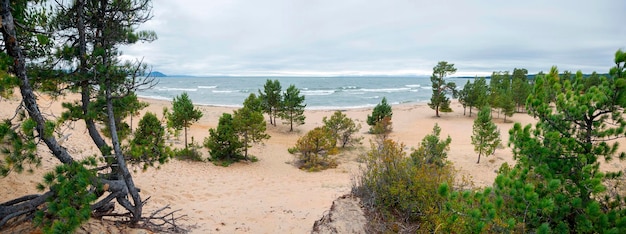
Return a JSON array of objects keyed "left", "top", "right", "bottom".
[{"left": 147, "top": 71, "right": 167, "bottom": 77}]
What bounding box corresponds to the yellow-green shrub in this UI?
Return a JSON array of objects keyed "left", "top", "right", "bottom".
[
  {"left": 292, "top": 127, "right": 338, "bottom": 171},
  {"left": 353, "top": 139, "right": 457, "bottom": 232}
]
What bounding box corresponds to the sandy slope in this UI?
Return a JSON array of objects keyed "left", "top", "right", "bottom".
[{"left": 2, "top": 93, "right": 624, "bottom": 233}]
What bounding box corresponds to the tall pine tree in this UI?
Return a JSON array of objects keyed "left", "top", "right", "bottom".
[
  {"left": 471, "top": 106, "right": 501, "bottom": 163},
  {"left": 428, "top": 61, "right": 457, "bottom": 117},
  {"left": 233, "top": 94, "right": 270, "bottom": 160},
  {"left": 279, "top": 84, "right": 306, "bottom": 132},
  {"left": 258, "top": 79, "right": 282, "bottom": 126},
  {"left": 168, "top": 92, "right": 203, "bottom": 148},
  {"left": 511, "top": 68, "right": 531, "bottom": 112}
]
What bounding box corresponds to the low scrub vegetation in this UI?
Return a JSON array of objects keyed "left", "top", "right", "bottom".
[
  {"left": 290, "top": 127, "right": 338, "bottom": 171},
  {"left": 353, "top": 125, "right": 460, "bottom": 232}
]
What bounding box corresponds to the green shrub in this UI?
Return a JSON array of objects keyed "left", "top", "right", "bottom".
[
  {"left": 410, "top": 123, "right": 451, "bottom": 167},
  {"left": 322, "top": 110, "right": 362, "bottom": 148},
  {"left": 204, "top": 113, "right": 243, "bottom": 166},
  {"left": 287, "top": 146, "right": 298, "bottom": 154},
  {"left": 353, "top": 139, "right": 457, "bottom": 232},
  {"left": 292, "top": 127, "right": 337, "bottom": 171},
  {"left": 126, "top": 112, "right": 172, "bottom": 170},
  {"left": 173, "top": 138, "right": 203, "bottom": 162},
  {"left": 367, "top": 97, "right": 392, "bottom": 133}
]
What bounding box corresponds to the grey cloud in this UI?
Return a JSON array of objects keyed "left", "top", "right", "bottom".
[{"left": 120, "top": 0, "right": 626, "bottom": 76}]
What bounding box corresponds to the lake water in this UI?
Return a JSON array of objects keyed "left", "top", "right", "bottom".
[{"left": 137, "top": 76, "right": 470, "bottom": 109}]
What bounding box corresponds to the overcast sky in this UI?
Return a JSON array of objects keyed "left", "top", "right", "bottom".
[{"left": 120, "top": 0, "right": 625, "bottom": 77}]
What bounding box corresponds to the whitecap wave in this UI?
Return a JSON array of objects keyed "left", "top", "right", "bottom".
[
  {"left": 137, "top": 94, "right": 170, "bottom": 101},
  {"left": 156, "top": 87, "right": 198, "bottom": 92},
  {"left": 306, "top": 104, "right": 376, "bottom": 110},
  {"left": 301, "top": 90, "right": 335, "bottom": 96},
  {"left": 212, "top": 90, "right": 235, "bottom": 93},
  {"left": 360, "top": 87, "right": 411, "bottom": 93}
]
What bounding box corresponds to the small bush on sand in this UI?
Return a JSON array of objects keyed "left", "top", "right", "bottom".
[
  {"left": 367, "top": 97, "right": 392, "bottom": 133},
  {"left": 353, "top": 133, "right": 459, "bottom": 232},
  {"left": 322, "top": 110, "right": 363, "bottom": 148},
  {"left": 126, "top": 112, "right": 172, "bottom": 170},
  {"left": 173, "top": 139, "right": 203, "bottom": 162},
  {"left": 205, "top": 113, "right": 243, "bottom": 166},
  {"left": 291, "top": 127, "right": 338, "bottom": 171}
]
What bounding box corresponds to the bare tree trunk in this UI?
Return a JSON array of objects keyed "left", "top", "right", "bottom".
[
  {"left": 289, "top": 111, "right": 294, "bottom": 132},
  {"left": 0, "top": 192, "right": 52, "bottom": 227},
  {"left": 268, "top": 109, "right": 272, "bottom": 126},
  {"left": 76, "top": 0, "right": 108, "bottom": 153},
  {"left": 244, "top": 133, "right": 249, "bottom": 160},
  {"left": 1, "top": 1, "right": 74, "bottom": 164},
  {"left": 272, "top": 108, "right": 278, "bottom": 126},
  {"left": 105, "top": 86, "right": 143, "bottom": 223},
  {"left": 184, "top": 126, "right": 188, "bottom": 148}
]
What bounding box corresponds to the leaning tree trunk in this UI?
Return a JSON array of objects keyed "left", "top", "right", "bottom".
[
  {"left": 0, "top": 0, "right": 74, "bottom": 164},
  {"left": 0, "top": 0, "right": 143, "bottom": 227},
  {"left": 76, "top": 0, "right": 108, "bottom": 153},
  {"left": 105, "top": 86, "right": 143, "bottom": 223}
]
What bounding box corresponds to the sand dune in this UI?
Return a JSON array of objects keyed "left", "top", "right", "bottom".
[{"left": 2, "top": 93, "right": 624, "bottom": 233}]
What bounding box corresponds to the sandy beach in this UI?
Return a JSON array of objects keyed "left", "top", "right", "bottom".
[{"left": 2, "top": 93, "right": 624, "bottom": 233}]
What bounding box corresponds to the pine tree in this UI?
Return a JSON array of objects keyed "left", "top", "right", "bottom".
[
  {"left": 127, "top": 112, "right": 171, "bottom": 170},
  {"left": 242, "top": 92, "right": 263, "bottom": 113},
  {"left": 168, "top": 92, "right": 203, "bottom": 148},
  {"left": 428, "top": 61, "right": 457, "bottom": 117},
  {"left": 233, "top": 94, "right": 270, "bottom": 160},
  {"left": 322, "top": 110, "right": 362, "bottom": 148},
  {"left": 501, "top": 67, "right": 626, "bottom": 231},
  {"left": 471, "top": 106, "right": 501, "bottom": 163},
  {"left": 367, "top": 97, "right": 392, "bottom": 133},
  {"left": 489, "top": 71, "right": 515, "bottom": 120},
  {"left": 500, "top": 89, "right": 515, "bottom": 122},
  {"left": 258, "top": 79, "right": 282, "bottom": 126},
  {"left": 468, "top": 77, "right": 489, "bottom": 117},
  {"left": 279, "top": 84, "right": 306, "bottom": 131},
  {"left": 441, "top": 58, "right": 626, "bottom": 233},
  {"left": 459, "top": 80, "right": 472, "bottom": 115},
  {"left": 511, "top": 68, "right": 531, "bottom": 112},
  {"left": 410, "top": 124, "right": 451, "bottom": 167},
  {"left": 205, "top": 113, "right": 243, "bottom": 165},
  {"left": 0, "top": 0, "right": 163, "bottom": 229}
]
